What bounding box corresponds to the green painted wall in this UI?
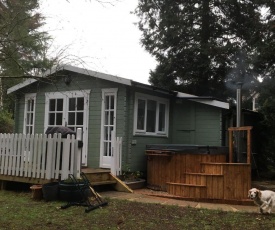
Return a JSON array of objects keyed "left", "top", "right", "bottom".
[
  {"left": 12, "top": 71, "right": 225, "bottom": 173},
  {"left": 170, "top": 100, "right": 222, "bottom": 145}
]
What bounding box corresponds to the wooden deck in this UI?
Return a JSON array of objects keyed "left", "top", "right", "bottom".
[{"left": 0, "top": 167, "right": 132, "bottom": 194}]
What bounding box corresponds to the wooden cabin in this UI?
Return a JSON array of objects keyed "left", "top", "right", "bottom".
[{"left": 3, "top": 64, "right": 253, "bottom": 203}]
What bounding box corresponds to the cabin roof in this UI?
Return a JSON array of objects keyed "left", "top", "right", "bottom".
[{"left": 7, "top": 64, "right": 229, "bottom": 109}]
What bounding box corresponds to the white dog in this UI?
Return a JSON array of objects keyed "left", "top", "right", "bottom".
[{"left": 248, "top": 188, "right": 275, "bottom": 214}]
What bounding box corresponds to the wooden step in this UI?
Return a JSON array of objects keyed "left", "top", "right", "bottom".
[
  {"left": 166, "top": 182, "right": 207, "bottom": 198},
  {"left": 185, "top": 173, "right": 223, "bottom": 186},
  {"left": 81, "top": 168, "right": 117, "bottom": 187},
  {"left": 90, "top": 180, "right": 117, "bottom": 186}
]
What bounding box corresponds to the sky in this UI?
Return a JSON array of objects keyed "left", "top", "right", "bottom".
[{"left": 39, "top": 0, "right": 156, "bottom": 84}]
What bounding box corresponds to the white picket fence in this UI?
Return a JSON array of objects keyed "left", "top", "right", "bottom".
[
  {"left": 111, "top": 131, "right": 122, "bottom": 176},
  {"left": 0, "top": 131, "right": 81, "bottom": 181}
]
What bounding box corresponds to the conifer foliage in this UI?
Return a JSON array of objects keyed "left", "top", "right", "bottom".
[{"left": 135, "top": 0, "right": 275, "bottom": 100}]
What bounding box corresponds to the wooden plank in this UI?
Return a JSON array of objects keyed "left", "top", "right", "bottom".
[
  {"left": 7, "top": 134, "right": 14, "bottom": 175},
  {"left": 3, "top": 134, "right": 9, "bottom": 175},
  {"left": 36, "top": 134, "right": 43, "bottom": 178},
  {"left": 19, "top": 134, "right": 25, "bottom": 177},
  {"left": 40, "top": 134, "right": 47, "bottom": 179},
  {"left": 31, "top": 134, "right": 38, "bottom": 178},
  {"left": 228, "top": 126, "right": 253, "bottom": 131},
  {"left": 15, "top": 134, "right": 21, "bottom": 176}
]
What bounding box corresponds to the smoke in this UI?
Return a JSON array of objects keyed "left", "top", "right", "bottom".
[{"left": 224, "top": 50, "right": 259, "bottom": 92}]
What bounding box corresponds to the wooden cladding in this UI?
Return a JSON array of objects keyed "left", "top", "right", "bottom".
[
  {"left": 147, "top": 151, "right": 251, "bottom": 203},
  {"left": 146, "top": 151, "right": 226, "bottom": 191}
]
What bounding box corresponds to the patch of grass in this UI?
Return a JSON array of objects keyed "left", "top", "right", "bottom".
[{"left": 1, "top": 190, "right": 275, "bottom": 229}]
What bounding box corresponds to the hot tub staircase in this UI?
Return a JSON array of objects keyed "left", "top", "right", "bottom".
[{"left": 166, "top": 162, "right": 252, "bottom": 204}]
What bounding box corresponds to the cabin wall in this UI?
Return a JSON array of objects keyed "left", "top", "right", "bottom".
[
  {"left": 124, "top": 87, "right": 171, "bottom": 172},
  {"left": 13, "top": 73, "right": 130, "bottom": 170},
  {"left": 12, "top": 71, "right": 226, "bottom": 173},
  {"left": 170, "top": 100, "right": 223, "bottom": 146}
]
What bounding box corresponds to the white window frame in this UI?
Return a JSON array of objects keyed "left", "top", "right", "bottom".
[
  {"left": 133, "top": 93, "right": 169, "bottom": 136},
  {"left": 44, "top": 90, "right": 90, "bottom": 132},
  {"left": 23, "top": 93, "right": 36, "bottom": 134}
]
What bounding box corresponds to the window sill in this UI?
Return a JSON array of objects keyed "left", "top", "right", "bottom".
[{"left": 134, "top": 133, "right": 168, "bottom": 138}]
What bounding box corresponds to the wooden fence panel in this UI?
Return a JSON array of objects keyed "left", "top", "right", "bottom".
[{"left": 0, "top": 132, "right": 81, "bottom": 182}]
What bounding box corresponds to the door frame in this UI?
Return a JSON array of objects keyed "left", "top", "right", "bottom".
[
  {"left": 100, "top": 88, "right": 117, "bottom": 168},
  {"left": 44, "top": 90, "right": 90, "bottom": 166}
]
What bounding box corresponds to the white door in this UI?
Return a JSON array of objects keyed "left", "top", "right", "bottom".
[
  {"left": 45, "top": 91, "right": 90, "bottom": 166},
  {"left": 100, "top": 89, "right": 117, "bottom": 168}
]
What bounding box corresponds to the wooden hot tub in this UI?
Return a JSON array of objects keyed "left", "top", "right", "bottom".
[
  {"left": 146, "top": 144, "right": 251, "bottom": 203},
  {"left": 146, "top": 144, "right": 229, "bottom": 191}
]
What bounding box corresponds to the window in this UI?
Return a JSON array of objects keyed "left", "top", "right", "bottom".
[
  {"left": 24, "top": 94, "right": 36, "bottom": 134},
  {"left": 134, "top": 93, "right": 169, "bottom": 136}
]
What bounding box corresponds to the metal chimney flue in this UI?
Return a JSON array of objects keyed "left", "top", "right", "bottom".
[
  {"left": 236, "top": 82, "right": 242, "bottom": 128},
  {"left": 236, "top": 82, "right": 243, "bottom": 162}
]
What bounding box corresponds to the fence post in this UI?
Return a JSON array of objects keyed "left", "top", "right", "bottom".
[
  {"left": 110, "top": 131, "right": 115, "bottom": 175},
  {"left": 74, "top": 128, "right": 82, "bottom": 178},
  {"left": 111, "top": 131, "right": 122, "bottom": 176}
]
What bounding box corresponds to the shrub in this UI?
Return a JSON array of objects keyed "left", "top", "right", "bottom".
[{"left": 0, "top": 110, "right": 14, "bottom": 133}]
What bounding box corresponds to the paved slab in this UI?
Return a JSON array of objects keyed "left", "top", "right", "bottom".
[{"left": 100, "top": 190, "right": 259, "bottom": 213}]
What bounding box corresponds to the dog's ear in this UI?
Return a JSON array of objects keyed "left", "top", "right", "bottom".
[{"left": 248, "top": 190, "right": 251, "bottom": 198}]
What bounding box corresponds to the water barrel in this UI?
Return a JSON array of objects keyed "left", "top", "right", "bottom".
[{"left": 42, "top": 182, "right": 59, "bottom": 201}]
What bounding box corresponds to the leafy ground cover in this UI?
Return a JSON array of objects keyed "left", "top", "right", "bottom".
[{"left": 0, "top": 190, "right": 275, "bottom": 230}]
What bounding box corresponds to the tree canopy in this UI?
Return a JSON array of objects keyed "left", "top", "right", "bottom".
[
  {"left": 135, "top": 0, "right": 275, "bottom": 100},
  {"left": 0, "top": 0, "right": 54, "bottom": 110}
]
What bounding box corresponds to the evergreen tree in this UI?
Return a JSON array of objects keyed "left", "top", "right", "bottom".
[
  {"left": 135, "top": 0, "right": 275, "bottom": 100},
  {"left": 0, "top": 0, "right": 54, "bottom": 111}
]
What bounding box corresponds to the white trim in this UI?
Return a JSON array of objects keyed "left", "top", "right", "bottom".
[
  {"left": 23, "top": 93, "right": 36, "bottom": 134},
  {"left": 176, "top": 92, "right": 229, "bottom": 109},
  {"left": 8, "top": 78, "right": 37, "bottom": 95},
  {"left": 44, "top": 90, "right": 90, "bottom": 166},
  {"left": 133, "top": 93, "right": 169, "bottom": 137},
  {"left": 100, "top": 88, "right": 118, "bottom": 168}
]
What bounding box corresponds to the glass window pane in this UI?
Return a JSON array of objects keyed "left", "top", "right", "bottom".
[
  {"left": 108, "top": 142, "right": 112, "bottom": 156},
  {"left": 146, "top": 100, "right": 156, "bottom": 132},
  {"left": 104, "top": 142, "right": 108, "bottom": 156},
  {"left": 56, "top": 113, "right": 63, "bottom": 125},
  {"left": 77, "top": 112, "right": 83, "bottom": 125},
  {"left": 57, "top": 99, "right": 63, "bottom": 111},
  {"left": 110, "top": 96, "right": 114, "bottom": 109},
  {"left": 49, "top": 99, "right": 55, "bottom": 111},
  {"left": 26, "top": 113, "right": 30, "bottom": 125},
  {"left": 68, "top": 112, "right": 75, "bottom": 125},
  {"left": 158, "top": 103, "right": 166, "bottom": 132},
  {"left": 105, "top": 96, "right": 109, "bottom": 110},
  {"left": 110, "top": 111, "right": 114, "bottom": 125},
  {"left": 77, "top": 98, "right": 84, "bottom": 110},
  {"left": 105, "top": 111, "right": 109, "bottom": 125},
  {"left": 69, "top": 98, "right": 76, "bottom": 111},
  {"left": 30, "top": 114, "right": 33, "bottom": 125},
  {"left": 104, "top": 127, "right": 108, "bottom": 140},
  {"left": 49, "top": 113, "right": 55, "bottom": 125},
  {"left": 137, "top": 99, "right": 145, "bottom": 130}
]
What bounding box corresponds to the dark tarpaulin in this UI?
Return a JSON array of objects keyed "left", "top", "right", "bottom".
[{"left": 45, "top": 126, "right": 76, "bottom": 138}]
